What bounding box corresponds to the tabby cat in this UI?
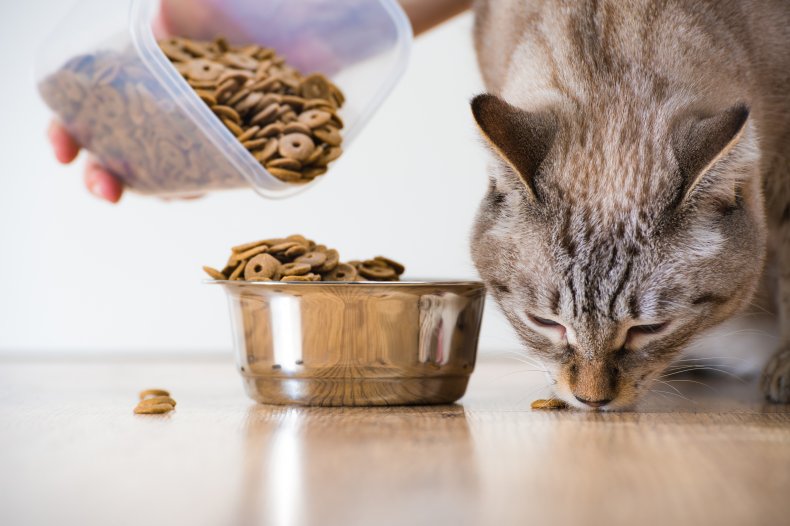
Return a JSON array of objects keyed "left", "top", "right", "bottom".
[{"left": 470, "top": 0, "right": 790, "bottom": 408}]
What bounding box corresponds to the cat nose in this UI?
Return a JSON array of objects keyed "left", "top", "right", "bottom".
[{"left": 574, "top": 395, "right": 612, "bottom": 408}]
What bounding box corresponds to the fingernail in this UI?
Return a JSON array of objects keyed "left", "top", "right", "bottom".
[
  {"left": 88, "top": 178, "right": 105, "bottom": 199},
  {"left": 87, "top": 173, "right": 112, "bottom": 201}
]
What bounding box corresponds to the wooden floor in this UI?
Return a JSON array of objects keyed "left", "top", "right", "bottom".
[{"left": 0, "top": 353, "right": 788, "bottom": 526}]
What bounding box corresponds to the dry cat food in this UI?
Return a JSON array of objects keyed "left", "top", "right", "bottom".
[
  {"left": 531, "top": 398, "right": 568, "bottom": 410},
  {"left": 38, "top": 36, "right": 344, "bottom": 194},
  {"left": 40, "top": 50, "right": 246, "bottom": 194},
  {"left": 160, "top": 36, "right": 345, "bottom": 183},
  {"left": 203, "top": 234, "right": 405, "bottom": 282},
  {"left": 134, "top": 388, "right": 177, "bottom": 415}
]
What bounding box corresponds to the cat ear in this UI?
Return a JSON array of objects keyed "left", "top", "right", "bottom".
[
  {"left": 672, "top": 103, "right": 750, "bottom": 204},
  {"left": 471, "top": 94, "right": 557, "bottom": 200}
]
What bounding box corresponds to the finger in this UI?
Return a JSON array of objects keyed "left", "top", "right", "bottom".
[
  {"left": 48, "top": 121, "right": 81, "bottom": 164},
  {"left": 84, "top": 160, "right": 124, "bottom": 203},
  {"left": 156, "top": 0, "right": 207, "bottom": 38}
]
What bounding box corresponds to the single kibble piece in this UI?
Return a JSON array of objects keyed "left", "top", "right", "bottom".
[
  {"left": 531, "top": 398, "right": 568, "bottom": 410},
  {"left": 245, "top": 253, "right": 281, "bottom": 281},
  {"left": 357, "top": 260, "right": 397, "bottom": 281},
  {"left": 137, "top": 395, "right": 177, "bottom": 407},
  {"left": 139, "top": 388, "right": 170, "bottom": 400},
  {"left": 134, "top": 403, "right": 175, "bottom": 415},
  {"left": 324, "top": 263, "right": 358, "bottom": 281},
  {"left": 202, "top": 266, "right": 226, "bottom": 280},
  {"left": 294, "top": 251, "right": 327, "bottom": 270},
  {"left": 280, "top": 262, "right": 312, "bottom": 277}
]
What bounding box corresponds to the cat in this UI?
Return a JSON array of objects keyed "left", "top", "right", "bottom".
[{"left": 469, "top": 0, "right": 790, "bottom": 409}]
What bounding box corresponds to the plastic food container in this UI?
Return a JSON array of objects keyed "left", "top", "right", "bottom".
[
  {"left": 211, "top": 280, "right": 486, "bottom": 406},
  {"left": 36, "top": 0, "right": 411, "bottom": 197}
]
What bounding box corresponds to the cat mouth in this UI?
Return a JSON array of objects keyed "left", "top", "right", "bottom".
[
  {"left": 575, "top": 401, "right": 625, "bottom": 411},
  {"left": 565, "top": 397, "right": 632, "bottom": 412},
  {"left": 553, "top": 386, "right": 635, "bottom": 411}
]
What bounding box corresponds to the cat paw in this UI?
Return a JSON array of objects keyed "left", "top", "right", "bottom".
[{"left": 761, "top": 346, "right": 790, "bottom": 403}]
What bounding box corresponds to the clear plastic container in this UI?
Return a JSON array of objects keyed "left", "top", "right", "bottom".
[{"left": 36, "top": 0, "right": 411, "bottom": 198}]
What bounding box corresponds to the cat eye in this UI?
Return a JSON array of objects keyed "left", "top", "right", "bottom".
[
  {"left": 528, "top": 314, "right": 563, "bottom": 328},
  {"left": 626, "top": 322, "right": 668, "bottom": 341},
  {"left": 491, "top": 281, "right": 511, "bottom": 294},
  {"left": 526, "top": 314, "right": 567, "bottom": 340}
]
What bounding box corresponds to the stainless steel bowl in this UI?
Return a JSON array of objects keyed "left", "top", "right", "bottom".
[{"left": 210, "top": 280, "right": 486, "bottom": 406}]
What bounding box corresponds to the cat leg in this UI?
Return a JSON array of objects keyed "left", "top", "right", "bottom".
[{"left": 761, "top": 218, "right": 790, "bottom": 402}]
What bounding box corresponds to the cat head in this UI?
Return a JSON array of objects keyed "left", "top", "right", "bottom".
[{"left": 470, "top": 93, "right": 766, "bottom": 410}]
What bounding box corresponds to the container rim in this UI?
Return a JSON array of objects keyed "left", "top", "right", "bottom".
[
  {"left": 128, "top": 0, "right": 413, "bottom": 200},
  {"left": 205, "top": 279, "right": 485, "bottom": 288}
]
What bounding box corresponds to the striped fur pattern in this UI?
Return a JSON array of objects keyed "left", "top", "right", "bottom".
[{"left": 470, "top": 0, "right": 790, "bottom": 408}]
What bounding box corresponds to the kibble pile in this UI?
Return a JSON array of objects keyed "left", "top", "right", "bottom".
[
  {"left": 160, "top": 36, "right": 345, "bottom": 184},
  {"left": 134, "top": 389, "right": 176, "bottom": 415},
  {"left": 203, "top": 235, "right": 405, "bottom": 282}
]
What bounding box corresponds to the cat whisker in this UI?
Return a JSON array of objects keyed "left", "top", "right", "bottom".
[
  {"left": 655, "top": 299, "right": 701, "bottom": 313},
  {"left": 663, "top": 365, "right": 731, "bottom": 374},
  {"left": 742, "top": 301, "right": 774, "bottom": 316},
  {"left": 660, "top": 378, "right": 720, "bottom": 393},
  {"left": 653, "top": 379, "right": 683, "bottom": 396},
  {"left": 721, "top": 328, "right": 777, "bottom": 337},
  {"left": 489, "top": 349, "right": 541, "bottom": 359},
  {"left": 672, "top": 356, "right": 750, "bottom": 363},
  {"left": 664, "top": 363, "right": 736, "bottom": 372},
  {"left": 649, "top": 386, "right": 695, "bottom": 404},
  {"left": 495, "top": 355, "right": 542, "bottom": 367},
  {"left": 668, "top": 363, "right": 747, "bottom": 371},
  {"left": 660, "top": 366, "right": 746, "bottom": 382},
  {"left": 489, "top": 348, "right": 539, "bottom": 359},
  {"left": 648, "top": 389, "right": 671, "bottom": 402},
  {"left": 495, "top": 367, "right": 550, "bottom": 381},
  {"left": 514, "top": 381, "right": 557, "bottom": 409},
  {"left": 491, "top": 352, "right": 547, "bottom": 369}
]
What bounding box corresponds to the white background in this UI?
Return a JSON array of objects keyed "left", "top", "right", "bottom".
[{"left": 0, "top": 1, "right": 521, "bottom": 354}]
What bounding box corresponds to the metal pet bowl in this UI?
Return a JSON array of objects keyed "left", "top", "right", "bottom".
[{"left": 211, "top": 279, "right": 486, "bottom": 406}]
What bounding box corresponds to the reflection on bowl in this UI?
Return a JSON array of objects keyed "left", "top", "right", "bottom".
[{"left": 211, "top": 280, "right": 486, "bottom": 406}]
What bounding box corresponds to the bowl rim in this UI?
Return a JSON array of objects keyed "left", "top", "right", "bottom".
[{"left": 205, "top": 278, "right": 485, "bottom": 288}]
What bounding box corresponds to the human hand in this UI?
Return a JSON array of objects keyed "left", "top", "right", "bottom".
[
  {"left": 45, "top": 0, "right": 200, "bottom": 204},
  {"left": 48, "top": 120, "right": 124, "bottom": 203}
]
